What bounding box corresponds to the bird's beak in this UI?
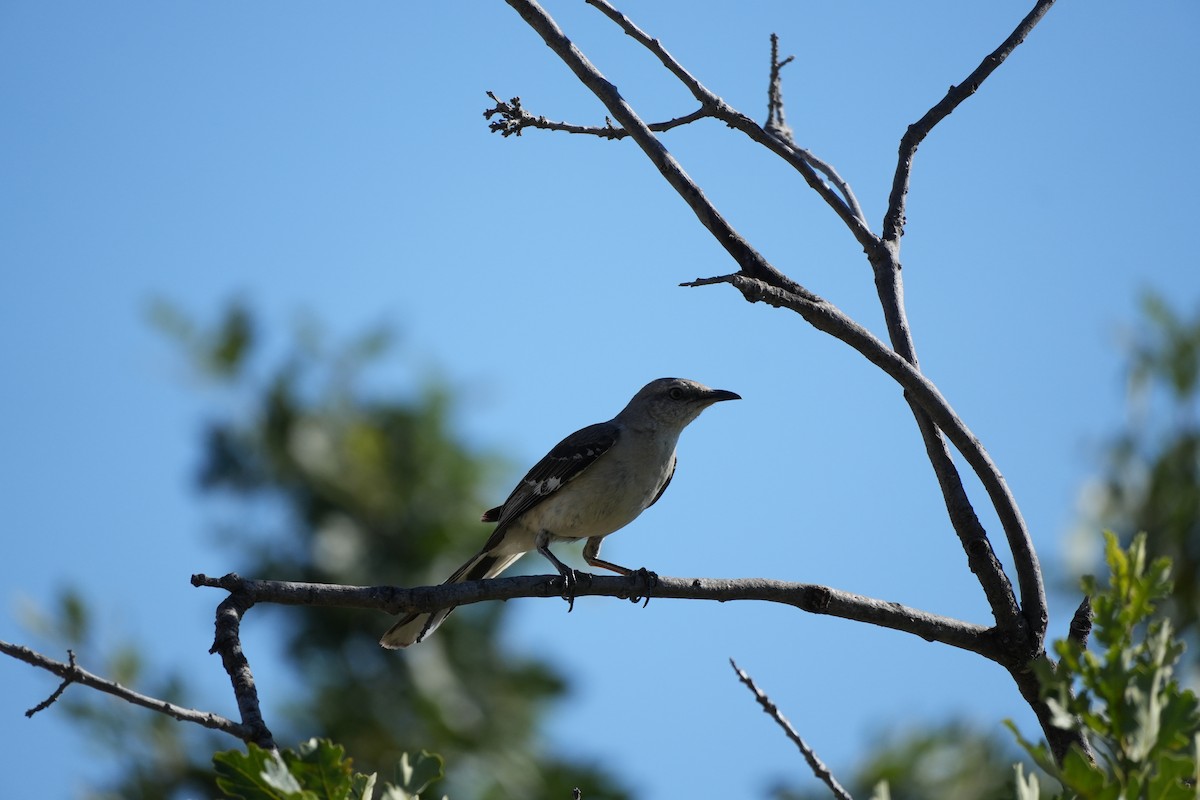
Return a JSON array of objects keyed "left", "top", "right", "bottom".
[{"left": 706, "top": 388, "right": 741, "bottom": 403}]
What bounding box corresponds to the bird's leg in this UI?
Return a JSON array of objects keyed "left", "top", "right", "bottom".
[
  {"left": 583, "top": 537, "right": 658, "bottom": 607},
  {"left": 535, "top": 530, "right": 579, "bottom": 612}
]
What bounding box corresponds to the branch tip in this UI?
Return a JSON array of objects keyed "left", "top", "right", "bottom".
[{"left": 766, "top": 33, "right": 795, "bottom": 144}]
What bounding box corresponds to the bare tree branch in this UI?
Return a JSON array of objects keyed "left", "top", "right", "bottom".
[
  {"left": 192, "top": 572, "right": 1001, "bottom": 660},
  {"left": 0, "top": 639, "right": 253, "bottom": 740},
  {"left": 731, "top": 659, "right": 854, "bottom": 800},
  {"left": 881, "top": 0, "right": 1058, "bottom": 244}
]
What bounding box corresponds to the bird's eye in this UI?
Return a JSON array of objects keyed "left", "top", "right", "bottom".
[{"left": 668, "top": 387, "right": 685, "bottom": 400}]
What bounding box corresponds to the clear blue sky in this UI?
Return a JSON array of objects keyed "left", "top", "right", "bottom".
[{"left": 2, "top": 2, "right": 1198, "bottom": 798}]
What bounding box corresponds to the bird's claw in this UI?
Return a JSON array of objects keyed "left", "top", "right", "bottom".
[
  {"left": 628, "top": 567, "right": 658, "bottom": 608},
  {"left": 557, "top": 568, "right": 587, "bottom": 613}
]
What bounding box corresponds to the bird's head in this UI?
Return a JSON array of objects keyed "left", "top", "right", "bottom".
[{"left": 620, "top": 377, "right": 741, "bottom": 428}]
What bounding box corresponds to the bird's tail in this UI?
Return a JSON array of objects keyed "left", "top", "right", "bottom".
[{"left": 379, "top": 549, "right": 523, "bottom": 649}]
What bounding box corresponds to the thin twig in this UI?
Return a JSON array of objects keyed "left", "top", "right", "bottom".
[
  {"left": 730, "top": 659, "right": 854, "bottom": 800},
  {"left": 0, "top": 639, "right": 252, "bottom": 739},
  {"left": 484, "top": 91, "right": 708, "bottom": 139},
  {"left": 765, "top": 33, "right": 795, "bottom": 142},
  {"left": 192, "top": 572, "right": 1001, "bottom": 660},
  {"left": 763, "top": 34, "right": 868, "bottom": 225},
  {"left": 881, "top": 0, "right": 1057, "bottom": 244}
]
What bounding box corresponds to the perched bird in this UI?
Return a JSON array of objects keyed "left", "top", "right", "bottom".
[{"left": 380, "top": 377, "right": 740, "bottom": 648}]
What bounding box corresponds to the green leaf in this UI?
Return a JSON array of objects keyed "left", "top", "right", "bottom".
[
  {"left": 1145, "top": 750, "right": 1198, "bottom": 800},
  {"left": 262, "top": 754, "right": 309, "bottom": 797},
  {"left": 210, "top": 302, "right": 254, "bottom": 375},
  {"left": 867, "top": 780, "right": 891, "bottom": 800},
  {"left": 214, "top": 744, "right": 308, "bottom": 800},
  {"left": 283, "top": 739, "right": 355, "bottom": 800},
  {"left": 376, "top": 787, "right": 415, "bottom": 800},
  {"left": 1046, "top": 697, "right": 1078, "bottom": 732},
  {"left": 348, "top": 772, "right": 377, "bottom": 800},
  {"left": 1005, "top": 720, "right": 1061, "bottom": 779},
  {"left": 394, "top": 751, "right": 444, "bottom": 796},
  {"left": 1056, "top": 746, "right": 1110, "bottom": 797},
  {"left": 1012, "top": 763, "right": 1040, "bottom": 800}
]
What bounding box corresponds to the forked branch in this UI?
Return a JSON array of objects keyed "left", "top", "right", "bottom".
[{"left": 0, "top": 639, "right": 254, "bottom": 740}]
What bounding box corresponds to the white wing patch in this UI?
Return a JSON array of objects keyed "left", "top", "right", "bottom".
[{"left": 527, "top": 476, "right": 563, "bottom": 495}]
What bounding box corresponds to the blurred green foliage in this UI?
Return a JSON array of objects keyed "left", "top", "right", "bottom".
[
  {"left": 36, "top": 301, "right": 628, "bottom": 800},
  {"left": 1010, "top": 532, "right": 1200, "bottom": 799},
  {"left": 769, "top": 294, "right": 1200, "bottom": 800},
  {"left": 770, "top": 723, "right": 1040, "bottom": 800},
  {"left": 27, "top": 291, "right": 1200, "bottom": 799},
  {"left": 1088, "top": 293, "right": 1200, "bottom": 645}
]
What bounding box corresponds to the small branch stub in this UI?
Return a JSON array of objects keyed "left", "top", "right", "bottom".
[{"left": 1068, "top": 596, "right": 1093, "bottom": 650}]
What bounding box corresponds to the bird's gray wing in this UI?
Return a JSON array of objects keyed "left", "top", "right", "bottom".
[{"left": 480, "top": 421, "right": 620, "bottom": 538}]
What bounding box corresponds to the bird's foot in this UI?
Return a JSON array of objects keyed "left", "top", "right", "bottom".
[
  {"left": 557, "top": 568, "right": 588, "bottom": 613},
  {"left": 627, "top": 567, "right": 658, "bottom": 608}
]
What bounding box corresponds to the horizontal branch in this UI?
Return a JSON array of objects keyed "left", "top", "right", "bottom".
[
  {"left": 192, "top": 572, "right": 1000, "bottom": 660},
  {"left": 0, "top": 639, "right": 252, "bottom": 740}
]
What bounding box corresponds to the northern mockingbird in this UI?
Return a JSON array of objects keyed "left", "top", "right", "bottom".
[{"left": 380, "top": 377, "right": 739, "bottom": 648}]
